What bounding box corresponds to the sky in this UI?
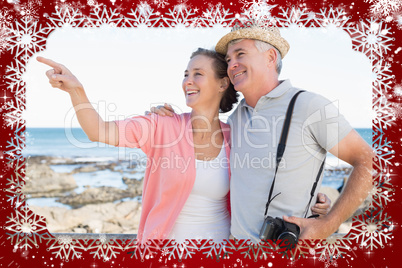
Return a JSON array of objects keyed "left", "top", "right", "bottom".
[{"left": 24, "top": 24, "right": 372, "bottom": 128}]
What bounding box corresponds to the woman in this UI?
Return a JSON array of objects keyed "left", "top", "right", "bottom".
[{"left": 37, "top": 48, "right": 238, "bottom": 243}]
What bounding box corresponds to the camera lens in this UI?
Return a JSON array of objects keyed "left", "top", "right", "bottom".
[{"left": 277, "top": 232, "right": 298, "bottom": 250}]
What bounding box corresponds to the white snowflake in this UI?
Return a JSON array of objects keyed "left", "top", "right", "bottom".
[
  {"left": 199, "top": 240, "right": 232, "bottom": 261},
  {"left": 5, "top": 206, "right": 50, "bottom": 250},
  {"left": 87, "top": 235, "right": 125, "bottom": 260},
  {"left": 0, "top": 8, "right": 14, "bottom": 54},
  {"left": 315, "top": 236, "right": 351, "bottom": 266},
  {"left": 14, "top": 0, "right": 42, "bottom": 21},
  {"left": 46, "top": 5, "right": 85, "bottom": 28},
  {"left": 125, "top": 238, "right": 161, "bottom": 261},
  {"left": 3, "top": 99, "right": 25, "bottom": 130},
  {"left": 137, "top": 1, "right": 153, "bottom": 18},
  {"left": 314, "top": 7, "right": 350, "bottom": 28},
  {"left": 86, "top": 6, "right": 124, "bottom": 27},
  {"left": 198, "top": 3, "right": 235, "bottom": 27},
  {"left": 161, "top": 239, "right": 198, "bottom": 260},
  {"left": 153, "top": 0, "right": 169, "bottom": 9},
  {"left": 372, "top": 60, "right": 394, "bottom": 95},
  {"left": 6, "top": 17, "right": 50, "bottom": 64},
  {"left": 365, "top": 0, "right": 402, "bottom": 18},
  {"left": 240, "top": 0, "right": 277, "bottom": 26},
  {"left": 397, "top": 15, "right": 402, "bottom": 29},
  {"left": 392, "top": 84, "right": 402, "bottom": 97},
  {"left": 237, "top": 240, "right": 277, "bottom": 261},
  {"left": 347, "top": 209, "right": 393, "bottom": 251},
  {"left": 276, "top": 7, "right": 312, "bottom": 27},
  {"left": 280, "top": 239, "right": 313, "bottom": 261},
  {"left": 391, "top": 102, "right": 402, "bottom": 120},
  {"left": 373, "top": 94, "right": 395, "bottom": 130},
  {"left": 373, "top": 127, "right": 394, "bottom": 173},
  {"left": 5, "top": 127, "right": 25, "bottom": 163},
  {"left": 126, "top": 4, "right": 158, "bottom": 27},
  {"left": 345, "top": 18, "right": 393, "bottom": 63},
  {"left": 162, "top": 5, "right": 196, "bottom": 27},
  {"left": 5, "top": 158, "right": 26, "bottom": 208},
  {"left": 369, "top": 165, "right": 395, "bottom": 208},
  {"left": 47, "top": 235, "right": 87, "bottom": 260}
]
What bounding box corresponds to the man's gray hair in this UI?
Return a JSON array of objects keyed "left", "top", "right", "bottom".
[{"left": 228, "top": 39, "right": 283, "bottom": 74}]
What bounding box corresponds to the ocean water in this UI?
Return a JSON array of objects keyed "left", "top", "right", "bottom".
[
  {"left": 23, "top": 128, "right": 372, "bottom": 158},
  {"left": 23, "top": 127, "right": 372, "bottom": 207},
  {"left": 23, "top": 128, "right": 138, "bottom": 160}
]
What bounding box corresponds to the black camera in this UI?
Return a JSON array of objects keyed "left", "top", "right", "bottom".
[{"left": 259, "top": 216, "right": 300, "bottom": 249}]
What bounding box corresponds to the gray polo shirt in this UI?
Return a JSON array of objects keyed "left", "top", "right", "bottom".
[{"left": 228, "top": 79, "right": 352, "bottom": 242}]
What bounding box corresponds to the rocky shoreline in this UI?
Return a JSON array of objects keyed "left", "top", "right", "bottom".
[
  {"left": 24, "top": 156, "right": 143, "bottom": 233},
  {"left": 23, "top": 155, "right": 369, "bottom": 235}
]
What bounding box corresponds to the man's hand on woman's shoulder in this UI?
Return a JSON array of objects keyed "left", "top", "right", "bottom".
[{"left": 146, "top": 103, "right": 175, "bottom": 117}]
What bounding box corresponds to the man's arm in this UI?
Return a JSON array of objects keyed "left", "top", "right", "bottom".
[{"left": 284, "top": 129, "right": 374, "bottom": 239}]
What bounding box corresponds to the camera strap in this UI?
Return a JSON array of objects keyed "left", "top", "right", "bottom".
[{"left": 263, "top": 90, "right": 326, "bottom": 218}]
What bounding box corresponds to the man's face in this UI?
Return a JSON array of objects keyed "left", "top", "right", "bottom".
[{"left": 225, "top": 39, "right": 269, "bottom": 94}]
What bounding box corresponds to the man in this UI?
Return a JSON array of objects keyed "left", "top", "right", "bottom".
[
  {"left": 214, "top": 25, "right": 373, "bottom": 241},
  {"left": 153, "top": 25, "right": 372, "bottom": 242}
]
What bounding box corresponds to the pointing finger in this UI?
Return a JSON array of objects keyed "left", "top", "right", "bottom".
[{"left": 37, "top": 56, "right": 63, "bottom": 70}]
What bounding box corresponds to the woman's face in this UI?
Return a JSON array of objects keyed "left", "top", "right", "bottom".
[{"left": 182, "top": 55, "right": 224, "bottom": 111}]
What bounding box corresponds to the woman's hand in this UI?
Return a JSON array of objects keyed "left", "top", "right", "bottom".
[{"left": 36, "top": 56, "right": 83, "bottom": 93}]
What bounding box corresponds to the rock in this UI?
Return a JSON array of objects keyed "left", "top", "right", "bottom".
[
  {"left": 57, "top": 186, "right": 135, "bottom": 207},
  {"left": 71, "top": 165, "right": 98, "bottom": 174},
  {"left": 123, "top": 177, "right": 143, "bottom": 196},
  {"left": 29, "top": 200, "right": 141, "bottom": 234},
  {"left": 24, "top": 163, "right": 77, "bottom": 197},
  {"left": 73, "top": 228, "right": 88, "bottom": 233},
  {"left": 26, "top": 156, "right": 74, "bottom": 165}
]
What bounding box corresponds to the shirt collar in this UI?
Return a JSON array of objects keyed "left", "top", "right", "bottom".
[
  {"left": 262, "top": 79, "right": 293, "bottom": 99},
  {"left": 239, "top": 79, "right": 293, "bottom": 109}
]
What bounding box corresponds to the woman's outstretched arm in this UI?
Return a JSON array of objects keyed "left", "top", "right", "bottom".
[{"left": 37, "top": 56, "right": 118, "bottom": 146}]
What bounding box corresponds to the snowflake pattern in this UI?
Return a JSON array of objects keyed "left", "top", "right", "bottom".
[
  {"left": 5, "top": 158, "right": 26, "bottom": 208},
  {"left": 240, "top": 0, "right": 277, "bottom": 26},
  {"left": 199, "top": 3, "right": 235, "bottom": 27},
  {"left": 87, "top": 234, "right": 126, "bottom": 261},
  {"left": 365, "top": 0, "right": 402, "bottom": 18},
  {"left": 47, "top": 234, "right": 88, "bottom": 260},
  {"left": 199, "top": 239, "right": 232, "bottom": 261},
  {"left": 14, "top": 0, "right": 43, "bottom": 21},
  {"left": 125, "top": 4, "right": 159, "bottom": 27},
  {"left": 345, "top": 18, "right": 393, "bottom": 63},
  {"left": 153, "top": 0, "right": 169, "bottom": 9},
  {"left": 5, "top": 205, "right": 50, "bottom": 250},
  {"left": 46, "top": 5, "right": 85, "bottom": 28},
  {"left": 347, "top": 209, "right": 394, "bottom": 251},
  {"left": 160, "top": 239, "right": 199, "bottom": 260},
  {"left": 6, "top": 17, "right": 50, "bottom": 64},
  {"left": 0, "top": 7, "right": 14, "bottom": 54},
  {"left": 369, "top": 163, "right": 395, "bottom": 208},
  {"left": 314, "top": 236, "right": 351, "bottom": 267},
  {"left": 0, "top": 2, "right": 397, "bottom": 266},
  {"left": 162, "top": 5, "right": 196, "bottom": 27},
  {"left": 125, "top": 238, "right": 161, "bottom": 260}
]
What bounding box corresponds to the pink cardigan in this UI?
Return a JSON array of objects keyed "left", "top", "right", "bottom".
[{"left": 116, "top": 113, "right": 231, "bottom": 242}]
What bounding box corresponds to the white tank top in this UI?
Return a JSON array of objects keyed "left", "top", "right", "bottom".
[{"left": 167, "top": 146, "right": 230, "bottom": 243}]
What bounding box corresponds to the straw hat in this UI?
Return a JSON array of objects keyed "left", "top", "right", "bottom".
[{"left": 215, "top": 25, "right": 290, "bottom": 58}]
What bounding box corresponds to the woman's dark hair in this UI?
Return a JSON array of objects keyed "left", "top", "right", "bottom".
[{"left": 190, "top": 48, "right": 239, "bottom": 113}]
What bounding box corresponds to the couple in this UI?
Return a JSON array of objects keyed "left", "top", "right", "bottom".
[{"left": 37, "top": 25, "right": 373, "bottom": 244}]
